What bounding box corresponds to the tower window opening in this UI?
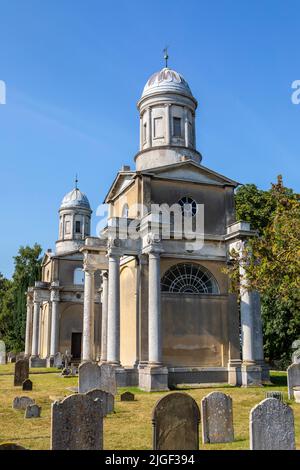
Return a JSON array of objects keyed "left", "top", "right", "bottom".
[
  {"left": 75, "top": 220, "right": 81, "bottom": 233},
  {"left": 173, "top": 117, "right": 182, "bottom": 137}
]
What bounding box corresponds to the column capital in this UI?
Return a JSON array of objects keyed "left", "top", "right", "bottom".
[
  {"left": 143, "top": 233, "right": 164, "bottom": 256},
  {"left": 107, "top": 238, "right": 123, "bottom": 258},
  {"left": 50, "top": 289, "right": 60, "bottom": 303}
]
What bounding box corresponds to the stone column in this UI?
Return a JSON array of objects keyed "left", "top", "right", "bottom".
[
  {"left": 238, "top": 241, "right": 262, "bottom": 386},
  {"left": 107, "top": 251, "right": 121, "bottom": 365},
  {"left": 50, "top": 288, "right": 60, "bottom": 358},
  {"left": 146, "top": 107, "right": 152, "bottom": 148},
  {"left": 25, "top": 297, "right": 33, "bottom": 357},
  {"left": 165, "top": 104, "right": 171, "bottom": 145},
  {"left": 82, "top": 267, "right": 95, "bottom": 362},
  {"left": 148, "top": 250, "right": 162, "bottom": 365},
  {"left": 100, "top": 270, "right": 108, "bottom": 363},
  {"left": 31, "top": 299, "right": 41, "bottom": 357},
  {"left": 184, "top": 107, "right": 189, "bottom": 147}
]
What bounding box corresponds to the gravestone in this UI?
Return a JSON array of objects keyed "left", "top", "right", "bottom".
[
  {"left": 201, "top": 391, "right": 234, "bottom": 444},
  {"left": 86, "top": 388, "right": 114, "bottom": 416},
  {"left": 14, "top": 359, "right": 29, "bottom": 386},
  {"left": 54, "top": 352, "right": 63, "bottom": 368},
  {"left": 7, "top": 352, "right": 16, "bottom": 363},
  {"left": 250, "top": 398, "right": 295, "bottom": 450},
  {"left": 121, "top": 391, "right": 135, "bottom": 401},
  {"left": 25, "top": 404, "right": 41, "bottom": 418},
  {"left": 287, "top": 363, "right": 300, "bottom": 399},
  {"left": 0, "top": 443, "right": 27, "bottom": 450},
  {"left": 265, "top": 391, "right": 283, "bottom": 401},
  {"left": 152, "top": 392, "right": 200, "bottom": 450},
  {"left": 22, "top": 379, "right": 33, "bottom": 391},
  {"left": 51, "top": 394, "right": 103, "bottom": 450},
  {"left": 0, "top": 340, "right": 6, "bottom": 365},
  {"left": 78, "top": 362, "right": 117, "bottom": 395},
  {"left": 12, "top": 396, "right": 35, "bottom": 410}
]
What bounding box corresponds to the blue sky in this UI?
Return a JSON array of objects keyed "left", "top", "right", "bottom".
[{"left": 0, "top": 0, "right": 299, "bottom": 278}]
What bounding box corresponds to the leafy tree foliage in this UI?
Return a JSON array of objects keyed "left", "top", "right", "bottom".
[
  {"left": 231, "top": 177, "right": 300, "bottom": 364},
  {"left": 0, "top": 244, "right": 42, "bottom": 351}
]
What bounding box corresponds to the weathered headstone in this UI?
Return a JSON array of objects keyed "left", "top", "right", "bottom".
[
  {"left": 22, "top": 379, "right": 33, "bottom": 391},
  {"left": 51, "top": 394, "right": 103, "bottom": 450},
  {"left": 14, "top": 359, "right": 29, "bottom": 386},
  {"left": 12, "top": 396, "right": 35, "bottom": 410},
  {"left": 54, "top": 352, "right": 63, "bottom": 368},
  {"left": 287, "top": 363, "right": 300, "bottom": 399},
  {"left": 152, "top": 392, "right": 200, "bottom": 450},
  {"left": 0, "top": 340, "right": 6, "bottom": 365},
  {"left": 250, "top": 398, "right": 295, "bottom": 450},
  {"left": 86, "top": 388, "right": 114, "bottom": 416},
  {"left": 25, "top": 404, "right": 41, "bottom": 418},
  {"left": 201, "top": 391, "right": 234, "bottom": 444},
  {"left": 121, "top": 391, "right": 135, "bottom": 401},
  {"left": 0, "top": 443, "right": 27, "bottom": 450},
  {"left": 78, "top": 362, "right": 117, "bottom": 395}
]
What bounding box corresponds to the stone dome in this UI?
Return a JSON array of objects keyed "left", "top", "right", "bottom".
[
  {"left": 141, "top": 67, "right": 193, "bottom": 99},
  {"left": 60, "top": 188, "right": 91, "bottom": 210}
]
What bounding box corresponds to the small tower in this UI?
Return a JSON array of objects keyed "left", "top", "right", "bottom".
[
  {"left": 135, "top": 61, "right": 202, "bottom": 171},
  {"left": 56, "top": 182, "right": 92, "bottom": 255}
]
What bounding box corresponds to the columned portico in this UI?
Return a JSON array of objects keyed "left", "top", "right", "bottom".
[
  {"left": 100, "top": 270, "right": 108, "bottom": 363},
  {"left": 25, "top": 297, "right": 33, "bottom": 357},
  {"left": 107, "top": 250, "right": 121, "bottom": 365},
  {"left": 82, "top": 267, "right": 95, "bottom": 362}
]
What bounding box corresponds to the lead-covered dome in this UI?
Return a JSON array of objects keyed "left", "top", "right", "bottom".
[
  {"left": 60, "top": 188, "right": 91, "bottom": 210},
  {"left": 142, "top": 67, "right": 193, "bottom": 99}
]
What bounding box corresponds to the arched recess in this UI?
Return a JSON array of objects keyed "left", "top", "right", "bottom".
[
  {"left": 59, "top": 303, "right": 83, "bottom": 356},
  {"left": 120, "top": 264, "right": 137, "bottom": 367},
  {"left": 161, "top": 263, "right": 219, "bottom": 294}
]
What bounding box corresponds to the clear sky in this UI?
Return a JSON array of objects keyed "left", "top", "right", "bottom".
[{"left": 0, "top": 0, "right": 299, "bottom": 278}]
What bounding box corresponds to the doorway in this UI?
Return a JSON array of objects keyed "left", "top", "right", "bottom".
[{"left": 71, "top": 332, "right": 82, "bottom": 359}]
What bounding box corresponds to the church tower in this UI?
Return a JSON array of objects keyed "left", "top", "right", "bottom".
[
  {"left": 56, "top": 183, "right": 92, "bottom": 255},
  {"left": 135, "top": 64, "right": 202, "bottom": 170}
]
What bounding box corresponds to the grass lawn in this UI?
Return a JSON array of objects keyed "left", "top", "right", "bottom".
[{"left": 0, "top": 365, "right": 299, "bottom": 450}]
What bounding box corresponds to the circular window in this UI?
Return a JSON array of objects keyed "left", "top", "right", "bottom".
[{"left": 178, "top": 196, "right": 197, "bottom": 217}]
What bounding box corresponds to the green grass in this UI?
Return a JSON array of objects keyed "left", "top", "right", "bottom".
[{"left": 0, "top": 365, "right": 299, "bottom": 450}]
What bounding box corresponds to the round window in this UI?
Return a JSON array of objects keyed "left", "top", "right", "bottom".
[{"left": 178, "top": 196, "right": 197, "bottom": 217}]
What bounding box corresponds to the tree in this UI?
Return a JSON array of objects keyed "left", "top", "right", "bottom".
[
  {"left": 230, "top": 177, "right": 300, "bottom": 365},
  {"left": 0, "top": 244, "right": 42, "bottom": 351}
]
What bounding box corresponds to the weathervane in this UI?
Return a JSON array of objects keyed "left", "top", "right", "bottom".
[
  {"left": 75, "top": 173, "right": 78, "bottom": 190},
  {"left": 163, "top": 46, "right": 169, "bottom": 68}
]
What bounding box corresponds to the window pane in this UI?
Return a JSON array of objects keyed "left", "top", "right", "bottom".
[
  {"left": 75, "top": 221, "right": 81, "bottom": 233},
  {"left": 173, "top": 117, "right": 181, "bottom": 137}
]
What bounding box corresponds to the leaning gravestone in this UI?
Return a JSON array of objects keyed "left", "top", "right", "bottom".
[
  {"left": 121, "top": 391, "right": 135, "bottom": 401},
  {"left": 51, "top": 394, "right": 103, "bottom": 450},
  {"left": 250, "top": 398, "right": 295, "bottom": 450},
  {"left": 22, "top": 379, "right": 33, "bottom": 391},
  {"left": 54, "top": 352, "right": 63, "bottom": 368},
  {"left": 287, "top": 363, "right": 300, "bottom": 399},
  {"left": 14, "top": 359, "right": 29, "bottom": 386},
  {"left": 0, "top": 340, "right": 6, "bottom": 365},
  {"left": 25, "top": 404, "right": 41, "bottom": 418},
  {"left": 201, "top": 391, "right": 234, "bottom": 444},
  {"left": 152, "top": 392, "right": 200, "bottom": 450},
  {"left": 12, "top": 396, "right": 35, "bottom": 410},
  {"left": 78, "top": 362, "right": 117, "bottom": 396},
  {"left": 86, "top": 389, "right": 114, "bottom": 416}
]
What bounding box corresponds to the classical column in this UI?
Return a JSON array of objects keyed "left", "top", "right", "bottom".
[
  {"left": 31, "top": 299, "right": 41, "bottom": 357},
  {"left": 25, "top": 297, "right": 33, "bottom": 357},
  {"left": 146, "top": 107, "right": 152, "bottom": 148},
  {"left": 50, "top": 288, "right": 60, "bottom": 358},
  {"left": 184, "top": 107, "right": 189, "bottom": 147},
  {"left": 165, "top": 104, "right": 171, "bottom": 145},
  {"left": 82, "top": 267, "right": 95, "bottom": 362},
  {"left": 107, "top": 250, "right": 121, "bottom": 365},
  {"left": 100, "top": 270, "right": 108, "bottom": 363},
  {"left": 148, "top": 248, "right": 163, "bottom": 365}
]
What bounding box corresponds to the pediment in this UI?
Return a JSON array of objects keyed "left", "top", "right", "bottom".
[{"left": 146, "top": 161, "right": 239, "bottom": 187}]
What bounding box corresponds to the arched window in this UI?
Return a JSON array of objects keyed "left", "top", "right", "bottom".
[
  {"left": 74, "top": 267, "right": 84, "bottom": 285},
  {"left": 161, "top": 263, "right": 219, "bottom": 294},
  {"left": 178, "top": 196, "right": 198, "bottom": 217}
]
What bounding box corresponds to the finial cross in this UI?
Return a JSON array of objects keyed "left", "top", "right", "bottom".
[{"left": 163, "top": 46, "right": 169, "bottom": 68}]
